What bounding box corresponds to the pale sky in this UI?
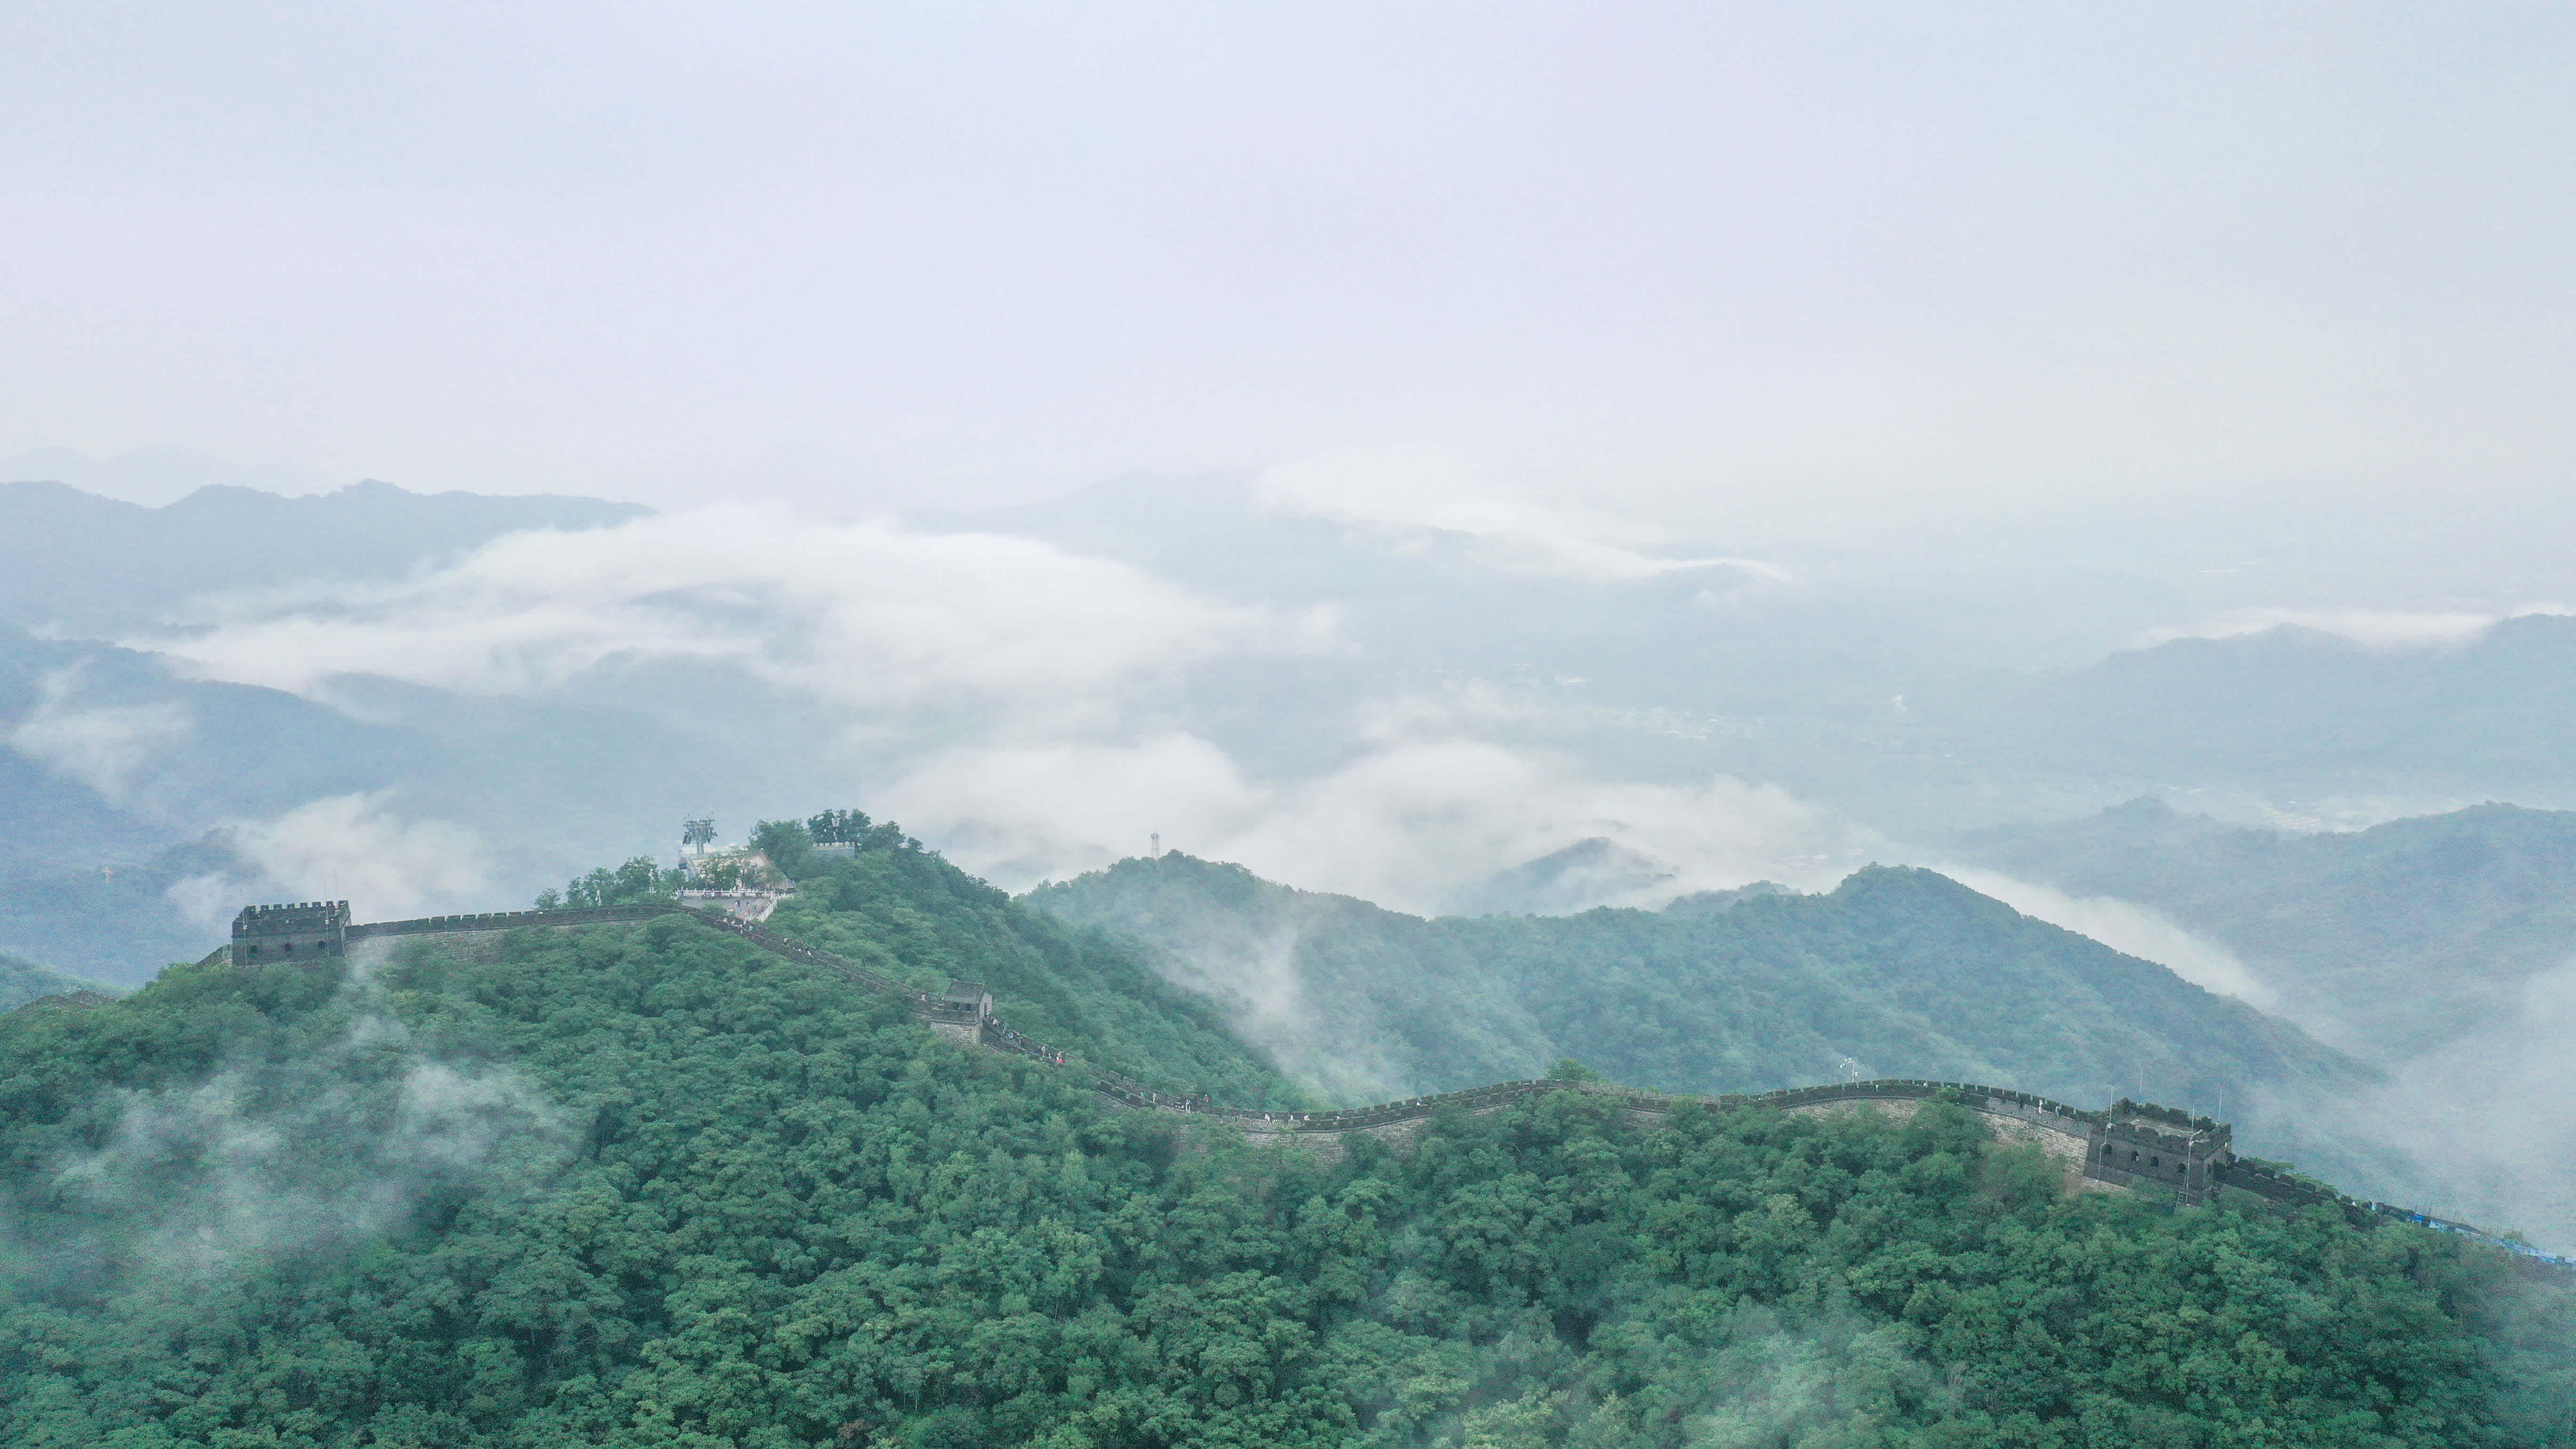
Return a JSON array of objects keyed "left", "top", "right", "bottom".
[{"left": 6, "top": 2, "right": 2574, "bottom": 527}]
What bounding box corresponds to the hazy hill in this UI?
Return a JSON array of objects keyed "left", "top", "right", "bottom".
[
  {"left": 1449, "top": 836, "right": 1676, "bottom": 917},
  {"left": 0, "top": 620, "right": 865, "bottom": 979},
  {"left": 1946, "top": 797, "right": 2576, "bottom": 1061},
  {"left": 1023, "top": 855, "right": 2367, "bottom": 1123},
  {"left": 922, "top": 475, "right": 2576, "bottom": 836},
  {"left": 4, "top": 839, "right": 2562, "bottom": 1444},
  {"left": 0, "top": 623, "right": 429, "bottom": 849},
  {"left": 0, "top": 952, "right": 113, "bottom": 1012},
  {"left": 0, "top": 478, "right": 646, "bottom": 637},
  {"left": 0, "top": 837, "right": 247, "bottom": 983},
  {"left": 1930, "top": 618, "right": 2576, "bottom": 812}
]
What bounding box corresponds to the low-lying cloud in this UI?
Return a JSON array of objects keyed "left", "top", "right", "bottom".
[
  {"left": 1257, "top": 447, "right": 1788, "bottom": 584},
  {"left": 33, "top": 985, "right": 570, "bottom": 1288},
  {"left": 121, "top": 497, "right": 1856, "bottom": 918},
  {"left": 164, "top": 792, "right": 494, "bottom": 926},
  {"left": 150, "top": 504, "right": 1315, "bottom": 725},
  {"left": 882, "top": 727, "right": 1865, "bottom": 914},
  {"left": 2302, "top": 959, "right": 2576, "bottom": 1253},
  {"left": 52, "top": 1046, "right": 566, "bottom": 1279},
  {"left": 1935, "top": 866, "right": 2276, "bottom": 1007},
  {"left": 227, "top": 793, "right": 493, "bottom": 919},
  {"left": 7, "top": 665, "right": 193, "bottom": 805}
]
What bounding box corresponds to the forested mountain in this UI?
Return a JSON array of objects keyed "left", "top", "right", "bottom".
[
  {"left": 1022, "top": 856, "right": 2365, "bottom": 1124},
  {"left": 753, "top": 834, "right": 1297, "bottom": 1108},
  {"left": 5, "top": 835, "right": 2568, "bottom": 1446},
  {"left": 1945, "top": 798, "right": 2576, "bottom": 1061}
]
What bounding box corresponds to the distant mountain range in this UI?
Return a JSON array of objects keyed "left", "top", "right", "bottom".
[
  {"left": 1917, "top": 618, "right": 2576, "bottom": 817},
  {"left": 9, "top": 470, "right": 2576, "bottom": 1008},
  {"left": 930, "top": 472, "right": 2576, "bottom": 833},
  {"left": 0, "top": 478, "right": 645, "bottom": 637},
  {"left": 0, "top": 620, "right": 853, "bottom": 980},
  {"left": 0, "top": 482, "right": 875, "bottom": 979}
]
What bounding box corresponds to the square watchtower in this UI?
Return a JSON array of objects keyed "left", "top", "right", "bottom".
[
  {"left": 2084, "top": 1098, "right": 2230, "bottom": 1204},
  {"left": 926, "top": 978, "right": 992, "bottom": 1046},
  {"left": 231, "top": 901, "right": 350, "bottom": 965}
]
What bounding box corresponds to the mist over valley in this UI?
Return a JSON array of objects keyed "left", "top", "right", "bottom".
[{"left": 7, "top": 7, "right": 2576, "bottom": 1441}]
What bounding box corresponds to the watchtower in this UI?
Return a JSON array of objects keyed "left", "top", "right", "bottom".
[
  {"left": 2085, "top": 1098, "right": 2230, "bottom": 1203},
  {"left": 925, "top": 978, "right": 993, "bottom": 1046},
  {"left": 232, "top": 901, "right": 350, "bottom": 965}
]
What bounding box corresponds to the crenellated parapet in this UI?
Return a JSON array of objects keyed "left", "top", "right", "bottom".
[
  {"left": 349, "top": 904, "right": 676, "bottom": 939},
  {"left": 231, "top": 901, "right": 350, "bottom": 964}
]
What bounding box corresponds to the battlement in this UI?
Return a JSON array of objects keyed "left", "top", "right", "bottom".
[
  {"left": 2110, "top": 1096, "right": 2222, "bottom": 1135},
  {"left": 235, "top": 900, "right": 350, "bottom": 928},
  {"left": 231, "top": 900, "right": 350, "bottom": 964}
]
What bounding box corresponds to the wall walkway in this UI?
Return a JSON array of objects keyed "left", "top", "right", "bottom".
[{"left": 279, "top": 901, "right": 2576, "bottom": 1274}]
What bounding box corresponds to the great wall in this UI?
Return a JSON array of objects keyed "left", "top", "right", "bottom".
[{"left": 30, "top": 896, "right": 2561, "bottom": 1273}]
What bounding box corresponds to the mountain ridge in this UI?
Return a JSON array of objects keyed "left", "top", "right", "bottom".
[
  {"left": 1023, "top": 855, "right": 2367, "bottom": 1117},
  {"left": 0, "top": 477, "right": 649, "bottom": 638}
]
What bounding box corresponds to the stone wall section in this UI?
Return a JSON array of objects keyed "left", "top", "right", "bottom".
[
  {"left": 1779, "top": 1093, "right": 2120, "bottom": 1194},
  {"left": 200, "top": 898, "right": 2572, "bottom": 1271},
  {"left": 1782, "top": 1096, "right": 1922, "bottom": 1127},
  {"left": 337, "top": 904, "right": 682, "bottom": 972},
  {"left": 346, "top": 931, "right": 505, "bottom": 970}
]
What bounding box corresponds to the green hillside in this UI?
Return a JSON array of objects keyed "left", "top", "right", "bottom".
[
  {"left": 0, "top": 950, "right": 115, "bottom": 1012},
  {"left": 749, "top": 831, "right": 1299, "bottom": 1108},
  {"left": 1024, "top": 856, "right": 2367, "bottom": 1122},
  {"left": 6, "top": 859, "right": 2570, "bottom": 1446}
]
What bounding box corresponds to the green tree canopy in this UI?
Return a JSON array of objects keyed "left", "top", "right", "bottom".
[{"left": 1, "top": 837, "right": 2566, "bottom": 1446}]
